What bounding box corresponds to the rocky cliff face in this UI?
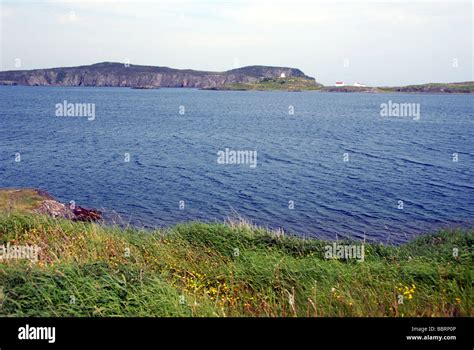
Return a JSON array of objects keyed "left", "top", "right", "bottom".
[{"left": 0, "top": 62, "right": 317, "bottom": 89}]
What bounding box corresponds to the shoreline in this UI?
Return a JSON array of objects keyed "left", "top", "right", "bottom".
[
  {"left": 1, "top": 188, "right": 472, "bottom": 246},
  {"left": 1, "top": 84, "right": 473, "bottom": 94}
]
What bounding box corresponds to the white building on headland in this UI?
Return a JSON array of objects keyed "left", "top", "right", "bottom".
[
  {"left": 280, "top": 73, "right": 286, "bottom": 78},
  {"left": 353, "top": 82, "right": 367, "bottom": 87},
  {"left": 335, "top": 81, "right": 345, "bottom": 86}
]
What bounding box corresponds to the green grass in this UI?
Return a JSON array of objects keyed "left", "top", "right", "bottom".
[
  {"left": 0, "top": 214, "right": 471, "bottom": 317},
  {"left": 217, "top": 79, "right": 474, "bottom": 93},
  {"left": 0, "top": 215, "right": 474, "bottom": 316},
  {"left": 378, "top": 82, "right": 474, "bottom": 93},
  {"left": 222, "top": 80, "right": 474, "bottom": 93},
  {"left": 0, "top": 188, "right": 49, "bottom": 215},
  {"left": 223, "top": 77, "right": 323, "bottom": 91}
]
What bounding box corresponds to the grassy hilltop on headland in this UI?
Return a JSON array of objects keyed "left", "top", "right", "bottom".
[
  {"left": 244, "top": 81, "right": 474, "bottom": 93},
  {"left": 213, "top": 77, "right": 323, "bottom": 91},
  {"left": 0, "top": 189, "right": 472, "bottom": 317},
  {"left": 377, "top": 81, "right": 474, "bottom": 94}
]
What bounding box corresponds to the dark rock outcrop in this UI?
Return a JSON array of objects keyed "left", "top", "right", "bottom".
[
  {"left": 35, "top": 199, "right": 101, "bottom": 222},
  {"left": 0, "top": 62, "right": 317, "bottom": 89}
]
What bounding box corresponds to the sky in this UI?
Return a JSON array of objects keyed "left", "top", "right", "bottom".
[{"left": 0, "top": 0, "right": 472, "bottom": 86}]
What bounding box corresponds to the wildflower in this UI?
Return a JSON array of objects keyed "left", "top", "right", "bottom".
[{"left": 398, "top": 283, "right": 415, "bottom": 301}]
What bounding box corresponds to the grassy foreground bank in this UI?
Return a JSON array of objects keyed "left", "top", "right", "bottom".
[{"left": 0, "top": 213, "right": 471, "bottom": 317}]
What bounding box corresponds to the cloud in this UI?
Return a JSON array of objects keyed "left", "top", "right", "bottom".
[
  {"left": 56, "top": 9, "right": 82, "bottom": 24},
  {"left": 0, "top": 0, "right": 471, "bottom": 85}
]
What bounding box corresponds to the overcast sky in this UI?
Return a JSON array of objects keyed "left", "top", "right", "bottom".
[{"left": 0, "top": 0, "right": 472, "bottom": 86}]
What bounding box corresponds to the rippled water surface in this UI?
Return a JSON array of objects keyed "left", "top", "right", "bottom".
[{"left": 1, "top": 86, "right": 473, "bottom": 243}]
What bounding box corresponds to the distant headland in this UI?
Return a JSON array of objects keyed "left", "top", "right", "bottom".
[
  {"left": 0, "top": 62, "right": 320, "bottom": 90},
  {"left": 0, "top": 62, "right": 472, "bottom": 93}
]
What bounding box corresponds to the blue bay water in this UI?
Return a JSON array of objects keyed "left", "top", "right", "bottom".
[{"left": 0, "top": 86, "right": 473, "bottom": 243}]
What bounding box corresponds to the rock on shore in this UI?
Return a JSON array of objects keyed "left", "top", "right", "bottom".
[{"left": 0, "top": 188, "right": 101, "bottom": 222}]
